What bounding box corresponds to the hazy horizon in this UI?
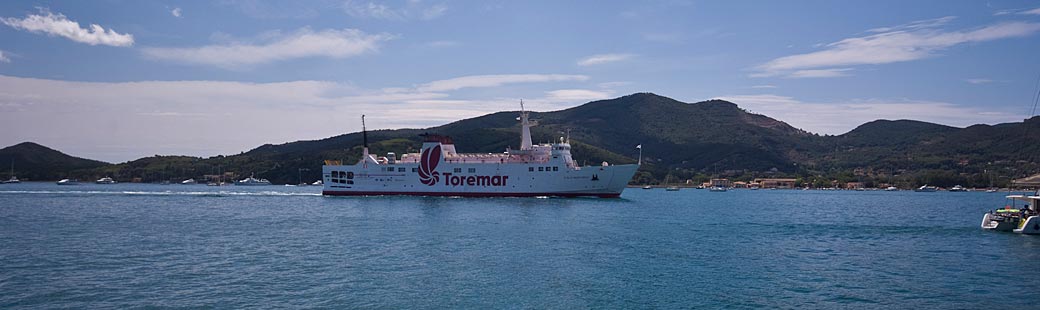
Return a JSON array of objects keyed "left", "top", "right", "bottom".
[{"left": 2, "top": 1, "right": 1039, "bottom": 162}]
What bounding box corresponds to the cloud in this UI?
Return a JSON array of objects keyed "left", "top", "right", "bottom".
[
  {"left": 417, "top": 74, "right": 589, "bottom": 92},
  {"left": 343, "top": 1, "right": 447, "bottom": 21},
  {"left": 0, "top": 73, "right": 606, "bottom": 162},
  {"left": 966, "top": 78, "right": 993, "bottom": 84},
  {"left": 0, "top": 50, "right": 9, "bottom": 63},
  {"left": 545, "top": 89, "right": 613, "bottom": 101},
  {"left": 714, "top": 94, "right": 1019, "bottom": 134},
  {"left": 1, "top": 9, "right": 134, "bottom": 47},
  {"left": 995, "top": 7, "right": 1040, "bottom": 16},
  {"left": 787, "top": 68, "right": 853, "bottom": 78},
  {"left": 141, "top": 28, "right": 392, "bottom": 68},
  {"left": 171, "top": 7, "right": 182, "bottom": 18},
  {"left": 753, "top": 17, "right": 1040, "bottom": 78},
  {"left": 577, "top": 53, "right": 635, "bottom": 66}
]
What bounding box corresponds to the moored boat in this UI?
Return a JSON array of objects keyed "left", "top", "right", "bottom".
[
  {"left": 914, "top": 185, "right": 938, "bottom": 192},
  {"left": 235, "top": 173, "right": 271, "bottom": 186},
  {"left": 96, "top": 177, "right": 117, "bottom": 184},
  {"left": 181, "top": 178, "right": 197, "bottom": 185},
  {"left": 56, "top": 178, "right": 79, "bottom": 185},
  {"left": 949, "top": 185, "right": 967, "bottom": 192}
]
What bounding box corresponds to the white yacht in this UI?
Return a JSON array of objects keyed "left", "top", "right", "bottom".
[
  {"left": 181, "top": 178, "right": 197, "bottom": 185},
  {"left": 56, "top": 178, "right": 79, "bottom": 185},
  {"left": 884, "top": 186, "right": 899, "bottom": 191},
  {"left": 914, "top": 185, "right": 938, "bottom": 192},
  {"left": 96, "top": 177, "right": 117, "bottom": 184},
  {"left": 949, "top": 185, "right": 967, "bottom": 192},
  {"left": 311, "top": 180, "right": 323, "bottom": 186},
  {"left": 235, "top": 174, "right": 271, "bottom": 186},
  {"left": 708, "top": 186, "right": 728, "bottom": 192},
  {"left": 981, "top": 192, "right": 1040, "bottom": 234}
]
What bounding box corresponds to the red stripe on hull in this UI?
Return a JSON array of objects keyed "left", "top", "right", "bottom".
[{"left": 322, "top": 190, "right": 621, "bottom": 198}]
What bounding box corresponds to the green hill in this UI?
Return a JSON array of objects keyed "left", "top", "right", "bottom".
[
  {"left": 0, "top": 142, "right": 109, "bottom": 181},
  {"left": 4, "top": 92, "right": 1039, "bottom": 187}
]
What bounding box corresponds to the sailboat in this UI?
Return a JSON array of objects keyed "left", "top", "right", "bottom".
[{"left": 2, "top": 159, "right": 19, "bottom": 184}]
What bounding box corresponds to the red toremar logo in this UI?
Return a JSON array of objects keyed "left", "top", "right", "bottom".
[{"left": 418, "top": 145, "right": 441, "bottom": 186}]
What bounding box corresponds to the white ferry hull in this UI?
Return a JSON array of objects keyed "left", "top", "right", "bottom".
[{"left": 323, "top": 163, "right": 638, "bottom": 198}]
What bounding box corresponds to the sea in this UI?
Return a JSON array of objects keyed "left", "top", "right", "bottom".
[{"left": 1, "top": 182, "right": 1039, "bottom": 309}]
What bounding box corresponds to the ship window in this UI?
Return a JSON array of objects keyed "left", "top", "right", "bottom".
[
  {"left": 332, "top": 171, "right": 340, "bottom": 178},
  {"left": 529, "top": 167, "right": 534, "bottom": 172},
  {"left": 398, "top": 167, "right": 406, "bottom": 172},
  {"left": 454, "top": 168, "right": 462, "bottom": 173},
  {"left": 347, "top": 180, "right": 354, "bottom": 185},
  {"left": 553, "top": 167, "right": 559, "bottom": 171},
  {"left": 468, "top": 168, "right": 476, "bottom": 173},
  {"left": 346, "top": 172, "right": 354, "bottom": 179},
  {"left": 538, "top": 167, "right": 544, "bottom": 171},
  {"left": 412, "top": 168, "right": 418, "bottom": 172},
  {"left": 545, "top": 166, "right": 551, "bottom": 171}
]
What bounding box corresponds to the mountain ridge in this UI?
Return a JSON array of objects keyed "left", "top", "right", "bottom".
[{"left": 3, "top": 93, "right": 1038, "bottom": 187}]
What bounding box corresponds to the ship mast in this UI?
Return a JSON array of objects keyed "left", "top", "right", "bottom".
[
  {"left": 519, "top": 100, "right": 537, "bottom": 150},
  {"left": 362, "top": 115, "right": 369, "bottom": 158}
]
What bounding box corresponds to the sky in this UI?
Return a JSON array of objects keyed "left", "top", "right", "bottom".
[{"left": 1, "top": 0, "right": 1040, "bottom": 163}]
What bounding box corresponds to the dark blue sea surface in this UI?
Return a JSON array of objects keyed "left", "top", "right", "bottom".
[{"left": 2, "top": 183, "right": 1039, "bottom": 308}]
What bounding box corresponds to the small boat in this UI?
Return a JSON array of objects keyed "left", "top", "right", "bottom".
[
  {"left": 235, "top": 173, "right": 271, "bottom": 186},
  {"left": 642, "top": 185, "right": 652, "bottom": 189},
  {"left": 986, "top": 188, "right": 999, "bottom": 193},
  {"left": 982, "top": 192, "right": 1040, "bottom": 234},
  {"left": 3, "top": 160, "right": 20, "bottom": 184},
  {"left": 311, "top": 180, "right": 323, "bottom": 186},
  {"left": 56, "top": 178, "right": 79, "bottom": 185},
  {"left": 95, "top": 177, "right": 117, "bottom": 184},
  {"left": 949, "top": 185, "right": 967, "bottom": 192},
  {"left": 709, "top": 186, "right": 727, "bottom": 192},
  {"left": 914, "top": 185, "right": 938, "bottom": 192},
  {"left": 181, "top": 178, "right": 197, "bottom": 185},
  {"left": 885, "top": 186, "right": 898, "bottom": 191},
  {"left": 665, "top": 186, "right": 680, "bottom": 191}
]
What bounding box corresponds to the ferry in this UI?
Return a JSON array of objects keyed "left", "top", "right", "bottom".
[{"left": 322, "top": 108, "right": 640, "bottom": 198}]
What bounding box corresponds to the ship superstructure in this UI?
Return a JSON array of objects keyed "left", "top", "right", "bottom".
[{"left": 322, "top": 108, "right": 639, "bottom": 198}]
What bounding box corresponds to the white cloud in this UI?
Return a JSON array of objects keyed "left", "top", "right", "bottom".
[
  {"left": 1, "top": 9, "right": 134, "bottom": 47},
  {"left": 0, "top": 73, "right": 606, "bottom": 162},
  {"left": 966, "top": 78, "right": 993, "bottom": 84},
  {"left": 141, "top": 28, "right": 392, "bottom": 68},
  {"left": 545, "top": 89, "right": 613, "bottom": 101},
  {"left": 577, "top": 53, "right": 635, "bottom": 66},
  {"left": 787, "top": 68, "right": 853, "bottom": 78},
  {"left": 714, "top": 94, "right": 1019, "bottom": 134},
  {"left": 343, "top": 0, "right": 447, "bottom": 21},
  {"left": 753, "top": 18, "right": 1040, "bottom": 78},
  {"left": 995, "top": 7, "right": 1040, "bottom": 16},
  {"left": 0, "top": 50, "right": 9, "bottom": 63},
  {"left": 417, "top": 74, "right": 589, "bottom": 92},
  {"left": 171, "top": 7, "right": 182, "bottom": 18}
]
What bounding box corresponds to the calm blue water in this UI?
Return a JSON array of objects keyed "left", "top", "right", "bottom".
[{"left": 1, "top": 183, "right": 1039, "bottom": 308}]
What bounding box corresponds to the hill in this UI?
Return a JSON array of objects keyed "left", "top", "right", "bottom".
[
  {"left": 0, "top": 142, "right": 109, "bottom": 181},
  {"left": 4, "top": 92, "right": 1039, "bottom": 188}
]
